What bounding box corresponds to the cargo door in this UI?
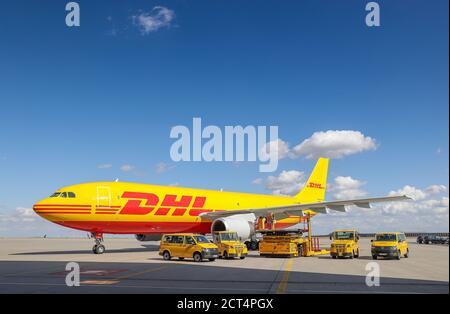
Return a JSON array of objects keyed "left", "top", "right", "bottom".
[{"left": 96, "top": 186, "right": 111, "bottom": 208}]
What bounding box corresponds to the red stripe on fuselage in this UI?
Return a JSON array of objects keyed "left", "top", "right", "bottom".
[
  {"left": 50, "top": 220, "right": 297, "bottom": 234},
  {"left": 34, "top": 204, "right": 91, "bottom": 207},
  {"left": 35, "top": 208, "right": 91, "bottom": 211}
]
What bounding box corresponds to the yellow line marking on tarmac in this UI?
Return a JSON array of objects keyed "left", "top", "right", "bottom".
[{"left": 276, "top": 258, "right": 293, "bottom": 294}]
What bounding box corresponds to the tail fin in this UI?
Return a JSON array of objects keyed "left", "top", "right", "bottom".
[{"left": 295, "top": 158, "right": 329, "bottom": 203}]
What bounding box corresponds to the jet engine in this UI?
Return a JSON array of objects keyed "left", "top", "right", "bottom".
[
  {"left": 211, "top": 214, "right": 256, "bottom": 240},
  {"left": 135, "top": 234, "right": 162, "bottom": 242}
]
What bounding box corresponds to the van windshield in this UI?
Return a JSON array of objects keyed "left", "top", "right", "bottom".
[
  {"left": 220, "top": 233, "right": 238, "bottom": 241},
  {"left": 194, "top": 236, "right": 210, "bottom": 243},
  {"left": 376, "top": 234, "right": 397, "bottom": 241},
  {"left": 334, "top": 231, "right": 354, "bottom": 240}
]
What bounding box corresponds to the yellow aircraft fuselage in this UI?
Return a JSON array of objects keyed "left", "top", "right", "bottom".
[
  {"left": 33, "top": 158, "right": 329, "bottom": 236},
  {"left": 33, "top": 182, "right": 310, "bottom": 234}
]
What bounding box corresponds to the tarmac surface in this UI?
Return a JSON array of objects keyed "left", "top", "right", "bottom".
[{"left": 0, "top": 237, "right": 448, "bottom": 294}]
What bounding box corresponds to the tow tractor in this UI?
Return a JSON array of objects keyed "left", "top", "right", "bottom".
[
  {"left": 329, "top": 230, "right": 360, "bottom": 259},
  {"left": 212, "top": 231, "right": 248, "bottom": 259}
]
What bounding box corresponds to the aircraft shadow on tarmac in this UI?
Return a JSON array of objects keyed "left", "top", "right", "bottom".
[
  {"left": 9, "top": 244, "right": 160, "bottom": 256},
  {"left": 0, "top": 260, "right": 447, "bottom": 294}
]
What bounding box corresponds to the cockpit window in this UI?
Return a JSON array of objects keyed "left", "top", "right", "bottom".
[{"left": 50, "top": 192, "right": 76, "bottom": 198}]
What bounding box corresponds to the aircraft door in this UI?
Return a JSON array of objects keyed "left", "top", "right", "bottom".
[{"left": 96, "top": 186, "right": 111, "bottom": 208}]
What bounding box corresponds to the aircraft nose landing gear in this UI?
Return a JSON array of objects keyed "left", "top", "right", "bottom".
[{"left": 91, "top": 233, "right": 105, "bottom": 254}]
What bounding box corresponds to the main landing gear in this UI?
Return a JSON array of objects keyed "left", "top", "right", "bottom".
[{"left": 91, "top": 233, "right": 106, "bottom": 254}]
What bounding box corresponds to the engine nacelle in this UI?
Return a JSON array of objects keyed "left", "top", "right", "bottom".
[
  {"left": 135, "top": 234, "right": 161, "bottom": 242},
  {"left": 211, "top": 214, "right": 256, "bottom": 241}
]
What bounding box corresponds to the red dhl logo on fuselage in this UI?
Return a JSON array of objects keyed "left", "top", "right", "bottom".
[
  {"left": 118, "top": 192, "right": 212, "bottom": 216},
  {"left": 34, "top": 192, "right": 213, "bottom": 216}
]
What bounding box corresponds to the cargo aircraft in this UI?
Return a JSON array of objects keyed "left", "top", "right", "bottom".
[{"left": 33, "top": 158, "right": 410, "bottom": 254}]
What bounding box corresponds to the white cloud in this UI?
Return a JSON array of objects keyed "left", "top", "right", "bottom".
[
  {"left": 263, "top": 170, "right": 305, "bottom": 196},
  {"left": 155, "top": 162, "right": 177, "bottom": 174},
  {"left": 259, "top": 139, "right": 291, "bottom": 161},
  {"left": 292, "top": 130, "right": 377, "bottom": 159},
  {"left": 120, "top": 164, "right": 135, "bottom": 172},
  {"left": 388, "top": 184, "right": 447, "bottom": 201},
  {"left": 0, "top": 207, "right": 36, "bottom": 223},
  {"left": 330, "top": 176, "right": 368, "bottom": 200},
  {"left": 97, "top": 163, "right": 112, "bottom": 169},
  {"left": 252, "top": 178, "right": 263, "bottom": 185},
  {"left": 425, "top": 185, "right": 447, "bottom": 195},
  {"left": 133, "top": 6, "right": 175, "bottom": 34}
]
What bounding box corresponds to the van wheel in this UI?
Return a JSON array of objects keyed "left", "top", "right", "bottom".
[
  {"left": 372, "top": 255, "right": 377, "bottom": 260},
  {"left": 178, "top": 257, "right": 185, "bottom": 260},
  {"left": 163, "top": 251, "right": 171, "bottom": 260},
  {"left": 332, "top": 255, "right": 337, "bottom": 259},
  {"left": 396, "top": 250, "right": 401, "bottom": 260},
  {"left": 240, "top": 256, "right": 245, "bottom": 260},
  {"left": 193, "top": 252, "right": 202, "bottom": 262},
  {"left": 208, "top": 258, "right": 216, "bottom": 262},
  {"left": 404, "top": 249, "right": 409, "bottom": 258}
]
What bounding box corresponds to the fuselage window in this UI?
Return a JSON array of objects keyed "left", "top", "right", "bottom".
[
  {"left": 60, "top": 192, "right": 68, "bottom": 198},
  {"left": 68, "top": 192, "right": 76, "bottom": 198},
  {"left": 50, "top": 192, "right": 61, "bottom": 198}
]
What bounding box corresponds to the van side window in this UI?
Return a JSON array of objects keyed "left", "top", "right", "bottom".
[
  {"left": 186, "top": 236, "right": 195, "bottom": 245},
  {"left": 163, "top": 236, "right": 172, "bottom": 243},
  {"left": 174, "top": 236, "right": 184, "bottom": 244}
]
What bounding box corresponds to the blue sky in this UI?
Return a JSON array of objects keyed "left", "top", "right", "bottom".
[{"left": 0, "top": 0, "right": 448, "bottom": 236}]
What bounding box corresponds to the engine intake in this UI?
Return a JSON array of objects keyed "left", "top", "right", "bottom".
[{"left": 211, "top": 214, "right": 256, "bottom": 240}]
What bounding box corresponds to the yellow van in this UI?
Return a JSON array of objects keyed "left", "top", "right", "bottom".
[
  {"left": 159, "top": 233, "right": 219, "bottom": 262},
  {"left": 371, "top": 232, "right": 409, "bottom": 260}
]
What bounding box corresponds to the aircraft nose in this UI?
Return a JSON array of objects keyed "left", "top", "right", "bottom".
[{"left": 33, "top": 199, "right": 47, "bottom": 216}]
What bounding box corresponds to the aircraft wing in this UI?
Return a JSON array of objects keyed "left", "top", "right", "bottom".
[{"left": 199, "top": 195, "right": 411, "bottom": 221}]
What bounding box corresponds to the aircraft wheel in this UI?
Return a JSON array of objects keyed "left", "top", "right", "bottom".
[
  {"left": 223, "top": 251, "right": 229, "bottom": 259},
  {"left": 372, "top": 255, "right": 377, "bottom": 260},
  {"left": 250, "top": 241, "right": 259, "bottom": 251},
  {"left": 208, "top": 258, "right": 216, "bottom": 262},
  {"left": 396, "top": 250, "right": 401, "bottom": 260},
  {"left": 93, "top": 244, "right": 105, "bottom": 254},
  {"left": 404, "top": 249, "right": 409, "bottom": 258}
]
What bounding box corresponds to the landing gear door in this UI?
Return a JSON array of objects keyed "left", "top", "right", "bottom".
[{"left": 96, "top": 186, "right": 111, "bottom": 208}]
